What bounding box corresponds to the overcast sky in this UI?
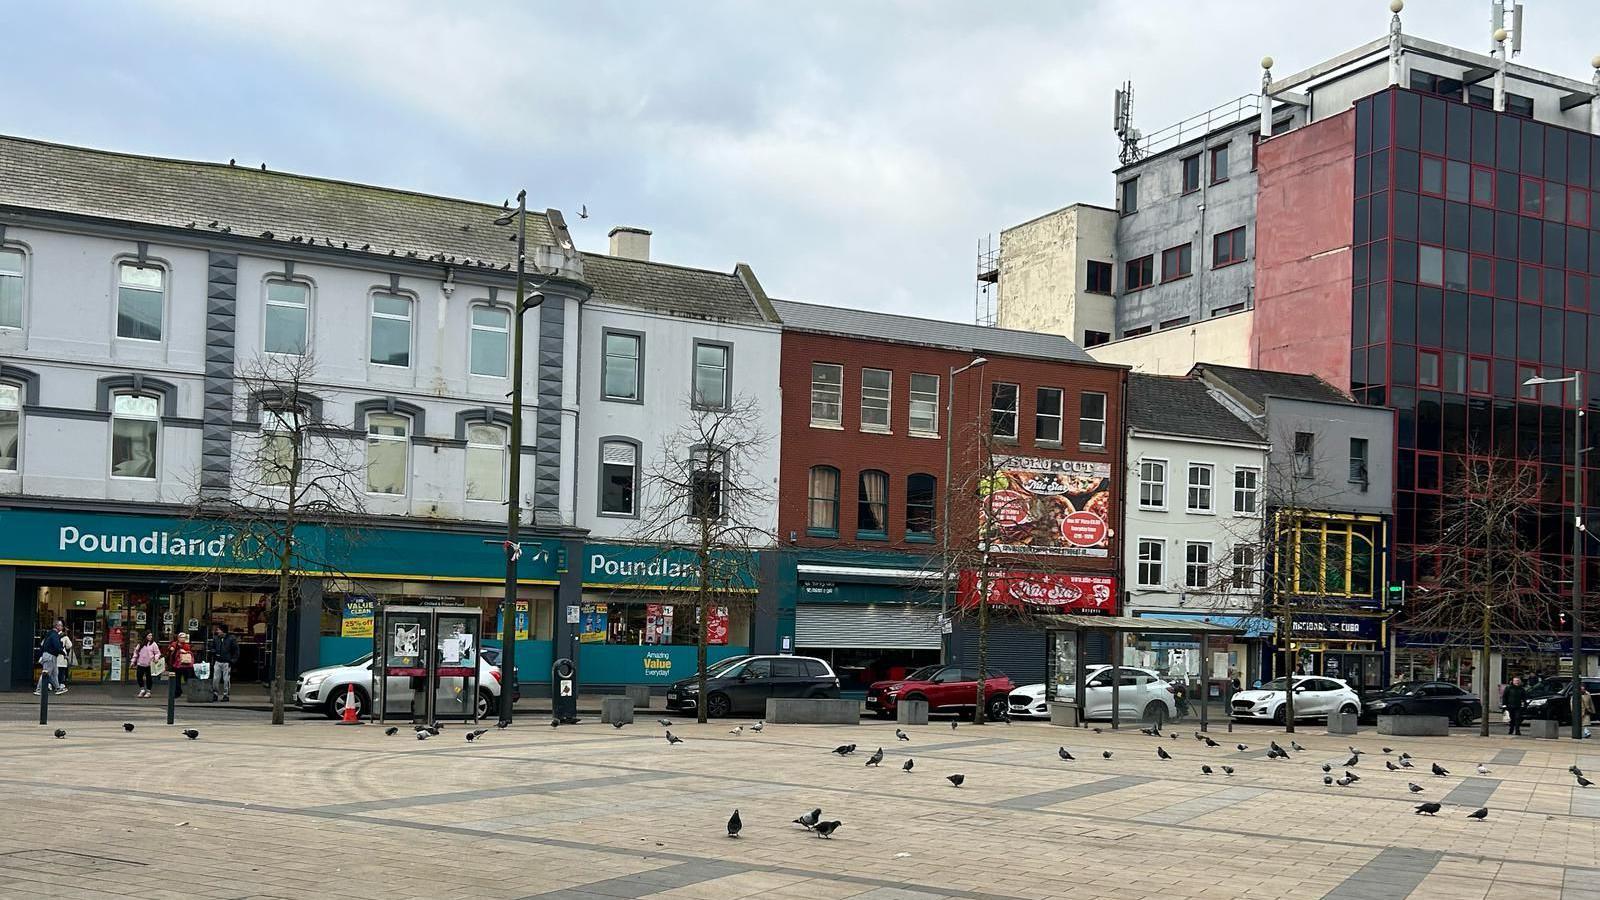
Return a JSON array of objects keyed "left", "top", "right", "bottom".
[{"left": 11, "top": 1, "right": 1596, "bottom": 323}]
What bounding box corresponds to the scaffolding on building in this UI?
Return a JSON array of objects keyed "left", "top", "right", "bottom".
[{"left": 975, "top": 235, "right": 999, "bottom": 327}]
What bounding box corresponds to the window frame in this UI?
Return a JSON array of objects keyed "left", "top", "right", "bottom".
[
  {"left": 806, "top": 464, "right": 840, "bottom": 536},
  {"left": 856, "top": 469, "right": 890, "bottom": 539},
  {"left": 1180, "top": 153, "right": 1201, "bottom": 194},
  {"left": 258, "top": 404, "right": 304, "bottom": 489},
  {"left": 1231, "top": 544, "right": 1257, "bottom": 591},
  {"left": 1034, "top": 386, "right": 1063, "bottom": 445},
  {"left": 1079, "top": 391, "right": 1107, "bottom": 449},
  {"left": 691, "top": 340, "right": 732, "bottom": 410},
  {"left": 109, "top": 391, "right": 161, "bottom": 481},
  {"left": 1186, "top": 462, "right": 1215, "bottom": 513},
  {"left": 0, "top": 245, "right": 27, "bottom": 331},
  {"left": 1124, "top": 255, "right": 1154, "bottom": 292},
  {"left": 1233, "top": 465, "right": 1260, "bottom": 516},
  {"left": 860, "top": 367, "right": 892, "bottom": 433},
  {"left": 465, "top": 421, "right": 509, "bottom": 503},
  {"left": 1292, "top": 431, "right": 1315, "bottom": 478},
  {"left": 908, "top": 372, "right": 940, "bottom": 436},
  {"left": 1184, "top": 540, "right": 1212, "bottom": 589},
  {"left": 597, "top": 437, "right": 641, "bottom": 517},
  {"left": 368, "top": 291, "right": 415, "bottom": 369},
  {"left": 1161, "top": 243, "right": 1193, "bottom": 282},
  {"left": 689, "top": 445, "right": 726, "bottom": 521},
  {"left": 1209, "top": 144, "right": 1229, "bottom": 184},
  {"left": 1348, "top": 437, "right": 1370, "bottom": 485},
  {"left": 1119, "top": 177, "right": 1138, "bottom": 215},
  {"left": 114, "top": 260, "right": 167, "bottom": 343},
  {"left": 263, "top": 277, "right": 313, "bottom": 357},
  {"left": 0, "top": 379, "right": 20, "bottom": 473},
  {"left": 363, "top": 411, "right": 411, "bottom": 496},
  {"left": 905, "top": 473, "right": 937, "bottom": 541},
  {"left": 1085, "top": 260, "right": 1113, "bottom": 294},
  {"left": 1138, "top": 458, "right": 1168, "bottom": 510},
  {"left": 601, "top": 329, "right": 645, "bottom": 403},
  {"left": 467, "top": 302, "right": 512, "bottom": 379},
  {"left": 989, "top": 382, "right": 1019, "bottom": 440},
  {"left": 1212, "top": 227, "right": 1248, "bottom": 268},
  {"left": 1136, "top": 538, "right": 1165, "bottom": 588},
  {"left": 809, "top": 362, "right": 844, "bottom": 428}
]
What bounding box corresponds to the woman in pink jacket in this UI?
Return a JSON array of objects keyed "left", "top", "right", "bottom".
[{"left": 131, "top": 632, "right": 161, "bottom": 698}]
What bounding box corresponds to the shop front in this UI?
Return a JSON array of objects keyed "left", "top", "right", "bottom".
[
  {"left": 789, "top": 558, "right": 943, "bottom": 694},
  {"left": 1277, "top": 612, "right": 1388, "bottom": 696},
  {"left": 1130, "top": 612, "right": 1273, "bottom": 693},
  {"left": 1391, "top": 631, "right": 1600, "bottom": 709},
  {"left": 950, "top": 569, "right": 1118, "bottom": 686}
]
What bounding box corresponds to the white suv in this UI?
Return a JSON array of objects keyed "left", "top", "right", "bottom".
[
  {"left": 1230, "top": 675, "right": 1360, "bottom": 724},
  {"left": 295, "top": 653, "right": 508, "bottom": 720},
  {"left": 1008, "top": 665, "right": 1178, "bottom": 722}
]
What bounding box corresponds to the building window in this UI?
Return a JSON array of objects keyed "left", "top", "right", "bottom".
[
  {"left": 469, "top": 305, "right": 511, "bottom": 378},
  {"left": 116, "top": 262, "right": 164, "bottom": 342},
  {"left": 693, "top": 342, "right": 730, "bottom": 409},
  {"left": 1210, "top": 145, "right": 1229, "bottom": 184},
  {"left": 0, "top": 382, "right": 20, "bottom": 471},
  {"left": 1417, "top": 350, "right": 1440, "bottom": 387},
  {"left": 990, "top": 383, "right": 1019, "bottom": 439},
  {"left": 1120, "top": 177, "right": 1138, "bottom": 215},
  {"left": 1086, "top": 260, "right": 1113, "bottom": 294},
  {"left": 599, "top": 439, "right": 638, "bottom": 515},
  {"left": 365, "top": 413, "right": 409, "bottom": 495},
  {"left": 110, "top": 393, "right": 159, "bottom": 479},
  {"left": 1212, "top": 302, "right": 1248, "bottom": 317},
  {"left": 1186, "top": 463, "right": 1213, "bottom": 512},
  {"left": 690, "top": 447, "right": 724, "bottom": 519},
  {"left": 807, "top": 465, "right": 839, "bottom": 534},
  {"left": 259, "top": 405, "right": 301, "bottom": 487},
  {"left": 1293, "top": 431, "right": 1315, "bottom": 477},
  {"left": 1159, "top": 316, "right": 1191, "bottom": 330},
  {"left": 1181, "top": 154, "right": 1200, "bottom": 194},
  {"left": 1079, "top": 391, "right": 1107, "bottom": 448},
  {"left": 1231, "top": 545, "right": 1256, "bottom": 590},
  {"left": 1161, "top": 243, "right": 1192, "bottom": 282},
  {"left": 906, "top": 473, "right": 937, "bottom": 538},
  {"left": 369, "top": 293, "right": 413, "bottom": 367},
  {"left": 1084, "top": 330, "right": 1111, "bottom": 347},
  {"left": 810, "top": 363, "right": 843, "bottom": 427},
  {"left": 1035, "top": 387, "right": 1063, "bottom": 443},
  {"left": 264, "top": 280, "right": 310, "bottom": 355},
  {"left": 1233, "top": 466, "right": 1259, "bottom": 515},
  {"left": 602, "top": 331, "right": 643, "bottom": 401},
  {"left": 1139, "top": 459, "right": 1167, "bottom": 509},
  {"left": 1124, "top": 325, "right": 1152, "bottom": 337},
  {"left": 466, "top": 423, "right": 508, "bottom": 503},
  {"left": 1349, "top": 437, "right": 1370, "bottom": 485},
  {"left": 909, "top": 373, "right": 939, "bottom": 435},
  {"left": 1213, "top": 227, "right": 1247, "bottom": 267},
  {"left": 858, "top": 469, "right": 888, "bottom": 537},
  {"left": 861, "top": 368, "right": 892, "bottom": 432},
  {"left": 1124, "top": 255, "right": 1154, "bottom": 291},
  {"left": 0, "top": 248, "right": 23, "bottom": 329},
  {"left": 1185, "top": 541, "right": 1211, "bottom": 588},
  {"left": 1137, "top": 539, "right": 1164, "bottom": 588}
]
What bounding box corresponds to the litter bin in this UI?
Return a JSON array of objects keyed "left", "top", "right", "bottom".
[{"left": 552, "top": 658, "right": 578, "bottom": 723}]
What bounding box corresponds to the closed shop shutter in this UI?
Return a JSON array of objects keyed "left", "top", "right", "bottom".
[
  {"left": 950, "top": 621, "right": 1048, "bottom": 685},
  {"left": 795, "top": 604, "right": 942, "bottom": 650}
]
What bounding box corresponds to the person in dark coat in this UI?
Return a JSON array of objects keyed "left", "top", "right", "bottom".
[{"left": 1502, "top": 676, "right": 1527, "bottom": 735}]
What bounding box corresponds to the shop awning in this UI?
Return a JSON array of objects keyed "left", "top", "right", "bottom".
[
  {"left": 1130, "top": 612, "right": 1275, "bottom": 637},
  {"left": 1037, "top": 614, "right": 1247, "bottom": 634},
  {"left": 795, "top": 563, "right": 934, "bottom": 586}
]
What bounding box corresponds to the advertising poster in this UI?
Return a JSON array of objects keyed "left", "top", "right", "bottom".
[
  {"left": 493, "top": 600, "right": 530, "bottom": 641},
  {"left": 958, "top": 569, "right": 1118, "bottom": 615},
  {"left": 643, "top": 650, "right": 672, "bottom": 677},
  {"left": 579, "top": 603, "right": 609, "bottom": 643},
  {"left": 706, "top": 606, "right": 729, "bottom": 645},
  {"left": 644, "top": 604, "right": 674, "bottom": 645},
  {"left": 341, "top": 597, "right": 375, "bottom": 638},
  {"left": 981, "top": 456, "right": 1113, "bottom": 557},
  {"left": 387, "top": 622, "right": 423, "bottom": 674}
]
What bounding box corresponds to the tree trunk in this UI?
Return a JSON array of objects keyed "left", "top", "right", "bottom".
[
  {"left": 975, "top": 567, "right": 989, "bottom": 725},
  {"left": 1280, "top": 603, "right": 1295, "bottom": 733},
  {"left": 272, "top": 448, "right": 303, "bottom": 726},
  {"left": 696, "top": 544, "right": 710, "bottom": 725}
]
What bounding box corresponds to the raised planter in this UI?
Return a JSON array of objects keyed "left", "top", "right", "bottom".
[
  {"left": 1325, "top": 712, "right": 1360, "bottom": 735},
  {"left": 1377, "top": 715, "right": 1448, "bottom": 736},
  {"left": 1049, "top": 701, "right": 1081, "bottom": 727},
  {"left": 625, "top": 685, "right": 652, "bottom": 709},
  {"left": 600, "top": 696, "right": 634, "bottom": 725},
  {"left": 896, "top": 699, "right": 930, "bottom": 725},
  {"left": 765, "top": 698, "right": 860, "bottom": 725},
  {"left": 1522, "top": 718, "right": 1560, "bottom": 739}
]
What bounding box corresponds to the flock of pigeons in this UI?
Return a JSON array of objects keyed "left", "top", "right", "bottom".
[{"left": 53, "top": 724, "right": 199, "bottom": 740}]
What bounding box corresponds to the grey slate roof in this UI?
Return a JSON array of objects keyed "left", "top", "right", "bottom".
[
  {"left": 0, "top": 134, "right": 555, "bottom": 266},
  {"left": 769, "top": 298, "right": 1095, "bottom": 363},
  {"left": 1190, "top": 363, "right": 1353, "bottom": 409},
  {"left": 1126, "top": 374, "right": 1264, "bottom": 444},
  {"left": 580, "top": 253, "right": 768, "bottom": 323}
]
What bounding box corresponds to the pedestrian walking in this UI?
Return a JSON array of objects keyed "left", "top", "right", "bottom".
[
  {"left": 35, "top": 619, "right": 66, "bottom": 696},
  {"left": 1582, "top": 684, "right": 1595, "bottom": 739},
  {"left": 207, "top": 624, "right": 238, "bottom": 702},
  {"left": 132, "top": 632, "right": 161, "bottom": 698},
  {"left": 1502, "top": 676, "right": 1527, "bottom": 736},
  {"left": 59, "top": 631, "right": 74, "bottom": 687},
  {"left": 168, "top": 632, "right": 196, "bottom": 698}
]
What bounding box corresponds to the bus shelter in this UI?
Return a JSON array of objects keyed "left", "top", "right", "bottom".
[{"left": 1042, "top": 614, "right": 1244, "bottom": 732}]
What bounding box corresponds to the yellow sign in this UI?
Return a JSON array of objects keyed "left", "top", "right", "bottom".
[{"left": 341, "top": 598, "right": 375, "bottom": 638}]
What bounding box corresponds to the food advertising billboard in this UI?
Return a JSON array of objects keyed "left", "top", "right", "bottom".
[{"left": 981, "top": 456, "right": 1113, "bottom": 557}]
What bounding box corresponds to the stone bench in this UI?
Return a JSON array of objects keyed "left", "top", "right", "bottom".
[
  {"left": 1049, "top": 701, "right": 1081, "bottom": 727},
  {"left": 1377, "top": 715, "right": 1448, "bottom": 736},
  {"left": 765, "top": 698, "right": 860, "bottom": 725},
  {"left": 600, "top": 696, "right": 634, "bottom": 725},
  {"left": 1325, "top": 712, "right": 1360, "bottom": 735},
  {"left": 896, "top": 699, "right": 929, "bottom": 725},
  {"left": 1522, "top": 718, "right": 1560, "bottom": 739},
  {"left": 625, "top": 685, "right": 652, "bottom": 708}
]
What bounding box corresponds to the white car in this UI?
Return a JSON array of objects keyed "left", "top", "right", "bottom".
[
  {"left": 295, "top": 653, "right": 509, "bottom": 720},
  {"left": 1008, "top": 665, "right": 1178, "bottom": 722},
  {"left": 1229, "top": 676, "right": 1360, "bottom": 724}
]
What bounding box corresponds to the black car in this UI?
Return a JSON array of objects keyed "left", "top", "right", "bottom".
[
  {"left": 1524, "top": 676, "right": 1600, "bottom": 726},
  {"left": 1362, "top": 681, "right": 1482, "bottom": 726},
  {"left": 665, "top": 655, "right": 840, "bottom": 717}
]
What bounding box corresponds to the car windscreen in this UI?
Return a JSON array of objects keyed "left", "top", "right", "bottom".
[
  {"left": 1377, "top": 681, "right": 1421, "bottom": 696},
  {"left": 904, "top": 665, "right": 941, "bottom": 682},
  {"left": 1527, "top": 679, "right": 1569, "bottom": 698},
  {"left": 704, "top": 656, "right": 750, "bottom": 678},
  {"left": 1257, "top": 677, "right": 1293, "bottom": 691}
]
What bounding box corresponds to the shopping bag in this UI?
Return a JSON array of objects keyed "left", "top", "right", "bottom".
[
  {"left": 194, "top": 661, "right": 210, "bottom": 681},
  {"left": 150, "top": 656, "right": 167, "bottom": 678}
]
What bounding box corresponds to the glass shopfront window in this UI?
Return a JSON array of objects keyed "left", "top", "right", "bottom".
[{"left": 576, "top": 594, "right": 751, "bottom": 647}]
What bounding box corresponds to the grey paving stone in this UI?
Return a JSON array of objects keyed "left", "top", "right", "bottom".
[
  {"left": 1321, "top": 848, "right": 1443, "bottom": 900},
  {"left": 993, "top": 775, "right": 1153, "bottom": 810},
  {"left": 1441, "top": 777, "right": 1500, "bottom": 807}
]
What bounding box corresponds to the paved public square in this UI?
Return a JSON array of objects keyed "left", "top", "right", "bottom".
[{"left": 4, "top": 708, "right": 1600, "bottom": 900}]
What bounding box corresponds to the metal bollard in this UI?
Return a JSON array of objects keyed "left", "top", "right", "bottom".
[
  {"left": 166, "top": 671, "right": 177, "bottom": 725},
  {"left": 38, "top": 674, "right": 48, "bottom": 725}
]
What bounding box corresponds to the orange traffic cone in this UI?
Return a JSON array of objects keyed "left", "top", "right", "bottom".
[{"left": 339, "top": 683, "right": 361, "bottom": 725}]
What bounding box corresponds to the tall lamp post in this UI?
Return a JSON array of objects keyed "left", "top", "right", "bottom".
[
  {"left": 1525, "top": 372, "right": 1585, "bottom": 739},
  {"left": 492, "top": 190, "right": 544, "bottom": 724},
  {"left": 940, "top": 357, "right": 987, "bottom": 662}
]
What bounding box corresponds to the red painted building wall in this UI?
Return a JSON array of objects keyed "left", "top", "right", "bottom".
[{"left": 1254, "top": 109, "right": 1357, "bottom": 389}]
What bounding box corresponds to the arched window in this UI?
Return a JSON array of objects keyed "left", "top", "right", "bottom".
[
  {"left": 365, "top": 413, "right": 410, "bottom": 495},
  {"left": 906, "top": 473, "right": 937, "bottom": 538},
  {"left": 857, "top": 470, "right": 888, "bottom": 537},
  {"left": 466, "top": 422, "right": 509, "bottom": 502},
  {"left": 807, "top": 466, "right": 839, "bottom": 534},
  {"left": 369, "top": 293, "right": 413, "bottom": 367},
  {"left": 259, "top": 404, "right": 302, "bottom": 487},
  {"left": 600, "top": 439, "right": 640, "bottom": 516},
  {"left": 0, "top": 381, "right": 20, "bottom": 471},
  {"left": 110, "top": 392, "right": 160, "bottom": 479},
  {"left": 469, "top": 304, "right": 511, "bottom": 377},
  {"left": 116, "top": 261, "right": 165, "bottom": 341}
]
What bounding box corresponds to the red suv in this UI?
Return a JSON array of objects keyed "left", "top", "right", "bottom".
[{"left": 866, "top": 665, "right": 1014, "bottom": 721}]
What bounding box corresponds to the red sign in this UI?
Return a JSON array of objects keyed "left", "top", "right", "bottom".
[
  {"left": 1060, "top": 511, "right": 1108, "bottom": 547},
  {"left": 706, "top": 606, "right": 729, "bottom": 645},
  {"left": 958, "top": 570, "right": 1118, "bottom": 614}
]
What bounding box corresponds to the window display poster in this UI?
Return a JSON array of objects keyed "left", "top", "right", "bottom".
[
  {"left": 388, "top": 622, "right": 422, "bottom": 668},
  {"left": 644, "top": 605, "right": 674, "bottom": 645},
  {"left": 441, "top": 624, "right": 474, "bottom": 664},
  {"left": 107, "top": 646, "right": 122, "bottom": 682},
  {"left": 341, "top": 597, "right": 375, "bottom": 638},
  {"left": 707, "top": 606, "right": 729, "bottom": 646},
  {"left": 579, "top": 604, "right": 608, "bottom": 643},
  {"left": 493, "top": 600, "right": 529, "bottom": 641}
]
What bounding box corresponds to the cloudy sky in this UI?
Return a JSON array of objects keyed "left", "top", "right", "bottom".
[{"left": 11, "top": 0, "right": 1596, "bottom": 322}]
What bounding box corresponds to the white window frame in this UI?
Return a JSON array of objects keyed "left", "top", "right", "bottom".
[
  {"left": 264, "top": 278, "right": 311, "bottom": 356},
  {"left": 468, "top": 303, "right": 512, "bottom": 378},
  {"left": 1231, "top": 544, "right": 1257, "bottom": 591},
  {"left": 1232, "top": 466, "right": 1260, "bottom": 516},
  {"left": 0, "top": 246, "right": 25, "bottom": 330},
  {"left": 1035, "top": 386, "right": 1064, "bottom": 444},
  {"left": 1136, "top": 538, "right": 1165, "bottom": 588},
  {"left": 1079, "top": 391, "right": 1107, "bottom": 449},
  {"left": 601, "top": 330, "right": 644, "bottom": 402},
  {"left": 908, "top": 373, "right": 939, "bottom": 436},
  {"left": 0, "top": 380, "right": 21, "bottom": 472},
  {"left": 369, "top": 292, "right": 415, "bottom": 368},
  {"left": 1138, "top": 458, "right": 1168, "bottom": 510},
  {"left": 860, "top": 368, "right": 892, "bottom": 433},
  {"left": 115, "top": 261, "right": 166, "bottom": 343},
  {"left": 365, "top": 412, "right": 410, "bottom": 496},
  {"left": 1293, "top": 431, "right": 1315, "bottom": 478},
  {"left": 109, "top": 392, "right": 160, "bottom": 481},
  {"left": 1185, "top": 541, "right": 1212, "bottom": 589},
  {"left": 1186, "top": 462, "right": 1215, "bottom": 513},
  {"left": 692, "top": 341, "right": 731, "bottom": 410},
  {"left": 465, "top": 421, "right": 509, "bottom": 502},
  {"left": 990, "top": 382, "right": 1019, "bottom": 439},
  {"left": 259, "top": 405, "right": 302, "bottom": 488},
  {"left": 599, "top": 439, "right": 640, "bottom": 517},
  {"left": 689, "top": 446, "right": 726, "bottom": 520},
  {"left": 810, "top": 362, "right": 843, "bottom": 428}
]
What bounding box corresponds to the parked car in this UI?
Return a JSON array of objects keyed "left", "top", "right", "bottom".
[
  {"left": 664, "top": 655, "right": 840, "bottom": 717},
  {"left": 1524, "top": 676, "right": 1600, "bottom": 726},
  {"left": 294, "top": 653, "right": 512, "bottom": 720},
  {"left": 1362, "top": 681, "right": 1482, "bottom": 726},
  {"left": 1008, "top": 665, "right": 1178, "bottom": 722},
  {"left": 866, "top": 665, "right": 1013, "bottom": 721},
  {"left": 1229, "top": 675, "right": 1361, "bottom": 724}
]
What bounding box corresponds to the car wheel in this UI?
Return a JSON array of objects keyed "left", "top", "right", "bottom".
[
  {"left": 1271, "top": 705, "right": 1286, "bottom": 725},
  {"left": 326, "top": 685, "right": 369, "bottom": 720},
  {"left": 1143, "top": 700, "right": 1167, "bottom": 727},
  {"left": 1339, "top": 703, "right": 1359, "bottom": 716},
  {"left": 986, "top": 696, "right": 1008, "bottom": 722},
  {"left": 1454, "top": 706, "right": 1476, "bottom": 727},
  {"left": 476, "top": 689, "right": 496, "bottom": 720},
  {"left": 706, "top": 692, "right": 732, "bottom": 718}
]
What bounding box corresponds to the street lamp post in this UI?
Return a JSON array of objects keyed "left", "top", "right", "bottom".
[
  {"left": 940, "top": 357, "right": 987, "bottom": 662},
  {"left": 1525, "top": 372, "right": 1586, "bottom": 739}
]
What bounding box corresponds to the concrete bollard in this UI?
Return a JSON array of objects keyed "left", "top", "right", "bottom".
[
  {"left": 625, "top": 685, "right": 652, "bottom": 709},
  {"left": 1326, "top": 712, "right": 1360, "bottom": 735},
  {"left": 601, "top": 697, "right": 635, "bottom": 725},
  {"left": 896, "top": 699, "right": 930, "bottom": 725},
  {"left": 1049, "top": 701, "right": 1081, "bottom": 727}
]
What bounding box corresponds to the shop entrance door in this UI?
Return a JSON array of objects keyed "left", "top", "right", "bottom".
[{"left": 1319, "top": 650, "right": 1385, "bottom": 698}]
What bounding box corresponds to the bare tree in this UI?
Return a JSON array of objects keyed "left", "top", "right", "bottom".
[
  {"left": 631, "top": 396, "right": 773, "bottom": 723},
  {"left": 1405, "top": 459, "right": 1552, "bottom": 735},
  {"left": 185, "top": 354, "right": 368, "bottom": 724}
]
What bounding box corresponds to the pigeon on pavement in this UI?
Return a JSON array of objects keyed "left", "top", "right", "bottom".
[
  {"left": 751, "top": 722, "right": 764, "bottom": 733},
  {"left": 1291, "top": 741, "right": 1305, "bottom": 752},
  {"left": 1431, "top": 763, "right": 1449, "bottom": 777},
  {"left": 1579, "top": 775, "right": 1595, "bottom": 788},
  {"left": 658, "top": 719, "right": 673, "bottom": 727},
  {"left": 1476, "top": 763, "right": 1490, "bottom": 775},
  {"left": 465, "top": 729, "right": 487, "bottom": 742},
  {"left": 613, "top": 721, "right": 626, "bottom": 730},
  {"left": 1323, "top": 775, "right": 1333, "bottom": 785},
  {"left": 1467, "top": 807, "right": 1489, "bottom": 821},
  {"left": 896, "top": 729, "right": 910, "bottom": 742},
  {"left": 182, "top": 729, "right": 199, "bottom": 740},
  {"left": 1203, "top": 737, "right": 1219, "bottom": 748},
  {"left": 53, "top": 729, "right": 65, "bottom": 739},
  {"left": 1059, "top": 747, "right": 1075, "bottom": 761},
  {"left": 122, "top": 723, "right": 135, "bottom": 733},
  {"left": 814, "top": 820, "right": 842, "bottom": 839},
  {"left": 416, "top": 731, "right": 429, "bottom": 741},
  {"left": 1415, "top": 802, "right": 1441, "bottom": 815},
  {"left": 1236, "top": 744, "right": 1249, "bottom": 751},
  {"left": 833, "top": 744, "right": 856, "bottom": 756},
  {"left": 729, "top": 726, "right": 744, "bottom": 736},
  {"left": 1335, "top": 776, "right": 1353, "bottom": 787},
  {"left": 1409, "top": 783, "right": 1424, "bottom": 793},
  {"left": 1201, "top": 765, "right": 1214, "bottom": 775},
  {"left": 727, "top": 809, "right": 742, "bottom": 838},
  {"left": 1572, "top": 765, "right": 1585, "bottom": 777},
  {"left": 1345, "top": 770, "right": 1361, "bottom": 782},
  {"left": 1400, "top": 752, "right": 1412, "bottom": 760},
  {"left": 1103, "top": 751, "right": 1113, "bottom": 759},
  {"left": 1386, "top": 761, "right": 1400, "bottom": 771},
  {"left": 384, "top": 726, "right": 398, "bottom": 736},
  {"left": 1157, "top": 746, "right": 1172, "bottom": 760},
  {"left": 1383, "top": 747, "right": 1394, "bottom": 754},
  {"left": 951, "top": 721, "right": 958, "bottom": 730},
  {"left": 866, "top": 748, "right": 884, "bottom": 767},
  {"left": 1221, "top": 766, "right": 1235, "bottom": 776},
  {"left": 903, "top": 758, "right": 914, "bottom": 772},
  {"left": 947, "top": 774, "right": 965, "bottom": 788},
  {"left": 1322, "top": 763, "right": 1333, "bottom": 773},
  {"left": 1343, "top": 754, "right": 1359, "bottom": 767},
  {"left": 1400, "top": 758, "right": 1415, "bottom": 768},
  {"left": 794, "top": 808, "right": 822, "bottom": 829},
  {"left": 666, "top": 731, "right": 684, "bottom": 745}
]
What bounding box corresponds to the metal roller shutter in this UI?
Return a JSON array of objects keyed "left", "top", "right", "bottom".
[
  {"left": 950, "top": 621, "right": 1048, "bottom": 685},
  {"left": 795, "top": 604, "right": 942, "bottom": 650}
]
